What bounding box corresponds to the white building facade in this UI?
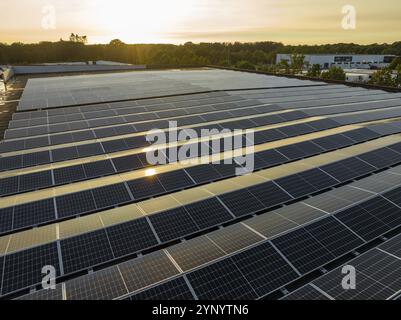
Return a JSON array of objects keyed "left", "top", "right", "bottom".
[{"left": 276, "top": 54, "right": 397, "bottom": 70}]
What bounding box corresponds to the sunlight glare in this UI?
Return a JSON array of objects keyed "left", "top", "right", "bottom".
[{"left": 97, "top": 0, "right": 193, "bottom": 43}]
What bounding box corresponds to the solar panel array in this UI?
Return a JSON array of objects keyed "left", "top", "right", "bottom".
[{"left": 1, "top": 68, "right": 401, "bottom": 300}]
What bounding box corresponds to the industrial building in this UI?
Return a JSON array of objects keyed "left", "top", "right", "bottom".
[
  {"left": 277, "top": 54, "right": 397, "bottom": 69},
  {"left": 1, "top": 68, "right": 401, "bottom": 300}
]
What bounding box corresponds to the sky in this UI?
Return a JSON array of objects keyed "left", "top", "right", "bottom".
[{"left": 1, "top": 0, "right": 400, "bottom": 45}]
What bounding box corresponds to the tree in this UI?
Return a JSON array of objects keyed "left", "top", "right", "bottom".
[
  {"left": 321, "top": 66, "right": 346, "bottom": 81},
  {"left": 278, "top": 59, "right": 290, "bottom": 74},
  {"left": 290, "top": 53, "right": 305, "bottom": 74},
  {"left": 369, "top": 69, "right": 396, "bottom": 87},
  {"left": 236, "top": 61, "right": 255, "bottom": 70},
  {"left": 252, "top": 50, "right": 267, "bottom": 64},
  {"left": 109, "top": 39, "right": 126, "bottom": 46},
  {"left": 307, "top": 64, "right": 321, "bottom": 77},
  {"left": 69, "top": 33, "right": 87, "bottom": 44},
  {"left": 395, "top": 65, "right": 401, "bottom": 87},
  {"left": 389, "top": 57, "right": 401, "bottom": 70}
]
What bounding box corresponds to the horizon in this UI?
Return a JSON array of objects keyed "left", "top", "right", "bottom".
[{"left": 1, "top": 0, "right": 401, "bottom": 45}]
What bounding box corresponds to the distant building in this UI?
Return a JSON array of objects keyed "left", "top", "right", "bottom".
[{"left": 276, "top": 54, "right": 397, "bottom": 70}]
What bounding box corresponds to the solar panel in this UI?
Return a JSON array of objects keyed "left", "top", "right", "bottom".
[
  {"left": 101, "top": 140, "right": 129, "bottom": 153},
  {"left": 0, "top": 155, "right": 23, "bottom": 172},
  {"left": 257, "top": 149, "right": 289, "bottom": 166},
  {"left": 282, "top": 285, "right": 331, "bottom": 300},
  {"left": 378, "top": 234, "right": 401, "bottom": 258},
  {"left": 303, "top": 216, "right": 364, "bottom": 256},
  {"left": 22, "top": 151, "right": 51, "bottom": 167},
  {"left": 149, "top": 207, "right": 200, "bottom": 242},
  {"left": 231, "top": 242, "right": 299, "bottom": 296},
  {"left": 298, "top": 168, "right": 339, "bottom": 190},
  {"left": 65, "top": 266, "right": 128, "bottom": 300},
  {"left": 320, "top": 160, "right": 362, "bottom": 183},
  {"left": 167, "top": 236, "right": 225, "bottom": 271},
  {"left": 358, "top": 196, "right": 401, "bottom": 229},
  {"left": 1, "top": 243, "right": 60, "bottom": 295},
  {"left": 248, "top": 181, "right": 293, "bottom": 208},
  {"left": 275, "top": 175, "right": 317, "bottom": 198},
  {"left": 53, "top": 165, "right": 86, "bottom": 185},
  {"left": 106, "top": 218, "right": 159, "bottom": 257},
  {"left": 124, "top": 136, "right": 148, "bottom": 149},
  {"left": 18, "top": 284, "right": 63, "bottom": 301},
  {"left": 312, "top": 249, "right": 401, "bottom": 300},
  {"left": 92, "top": 183, "right": 132, "bottom": 209},
  {"left": 343, "top": 128, "right": 380, "bottom": 143},
  {"left": 341, "top": 157, "right": 376, "bottom": 176},
  {"left": 50, "top": 133, "right": 74, "bottom": 145},
  {"left": 382, "top": 186, "right": 401, "bottom": 208},
  {"left": 358, "top": 148, "right": 401, "bottom": 169},
  {"left": 25, "top": 136, "right": 49, "bottom": 149},
  {"left": 277, "top": 144, "right": 310, "bottom": 160},
  {"left": 19, "top": 171, "right": 53, "bottom": 192},
  {"left": 212, "top": 163, "right": 240, "bottom": 178},
  {"left": 271, "top": 224, "right": 334, "bottom": 274},
  {"left": 118, "top": 250, "right": 179, "bottom": 293},
  {"left": 218, "top": 189, "right": 266, "bottom": 217},
  {"left": 127, "top": 176, "right": 166, "bottom": 200},
  {"left": 0, "top": 207, "right": 13, "bottom": 234},
  {"left": 60, "top": 230, "right": 115, "bottom": 274},
  {"left": 13, "top": 199, "right": 56, "bottom": 229},
  {"left": 185, "top": 164, "right": 222, "bottom": 184},
  {"left": 184, "top": 198, "right": 233, "bottom": 229},
  {"left": 72, "top": 130, "right": 96, "bottom": 141},
  {"left": 112, "top": 155, "right": 144, "bottom": 172},
  {"left": 0, "top": 176, "right": 19, "bottom": 196},
  {"left": 187, "top": 258, "right": 258, "bottom": 300},
  {"left": 130, "top": 277, "right": 194, "bottom": 300},
  {"left": 83, "top": 160, "right": 115, "bottom": 178},
  {"left": 52, "top": 147, "right": 79, "bottom": 162},
  {"left": 157, "top": 170, "right": 195, "bottom": 192},
  {"left": 275, "top": 215, "right": 365, "bottom": 275},
  {"left": 76, "top": 143, "right": 104, "bottom": 157},
  {"left": 56, "top": 190, "right": 97, "bottom": 219}
]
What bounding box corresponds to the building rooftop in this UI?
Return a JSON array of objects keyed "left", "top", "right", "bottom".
[{"left": 1, "top": 68, "right": 401, "bottom": 300}]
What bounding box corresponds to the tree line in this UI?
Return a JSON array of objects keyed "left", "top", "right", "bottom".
[
  {"left": 1, "top": 39, "right": 401, "bottom": 67},
  {"left": 1, "top": 38, "right": 400, "bottom": 87}
]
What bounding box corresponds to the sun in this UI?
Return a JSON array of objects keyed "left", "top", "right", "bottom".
[{"left": 96, "top": 0, "right": 193, "bottom": 43}]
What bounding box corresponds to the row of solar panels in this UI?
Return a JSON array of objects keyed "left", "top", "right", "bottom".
[
  {"left": 7, "top": 89, "right": 401, "bottom": 141},
  {"left": 11, "top": 167, "right": 401, "bottom": 300},
  {"left": 18, "top": 167, "right": 401, "bottom": 300},
  {"left": 276, "top": 92, "right": 401, "bottom": 110},
  {"left": 12, "top": 92, "right": 231, "bottom": 121},
  {"left": 305, "top": 99, "right": 401, "bottom": 117},
  {"left": 0, "top": 101, "right": 283, "bottom": 152},
  {"left": 283, "top": 233, "right": 401, "bottom": 300},
  {"left": 7, "top": 92, "right": 401, "bottom": 141},
  {"left": 0, "top": 108, "right": 309, "bottom": 170},
  {"left": 6, "top": 99, "right": 256, "bottom": 139},
  {"left": 2, "top": 137, "right": 401, "bottom": 297},
  {"left": 0, "top": 117, "right": 354, "bottom": 196},
  {"left": 0, "top": 125, "right": 382, "bottom": 234},
  {"left": 18, "top": 80, "right": 208, "bottom": 111},
  {"left": 5, "top": 91, "right": 401, "bottom": 156},
  {"left": 7, "top": 95, "right": 247, "bottom": 133},
  {"left": 9, "top": 86, "right": 366, "bottom": 127},
  {"left": 16, "top": 72, "right": 327, "bottom": 111},
  {"left": 242, "top": 88, "right": 391, "bottom": 105}
]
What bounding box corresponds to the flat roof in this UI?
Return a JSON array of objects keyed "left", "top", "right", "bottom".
[{"left": 2, "top": 68, "right": 401, "bottom": 301}]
